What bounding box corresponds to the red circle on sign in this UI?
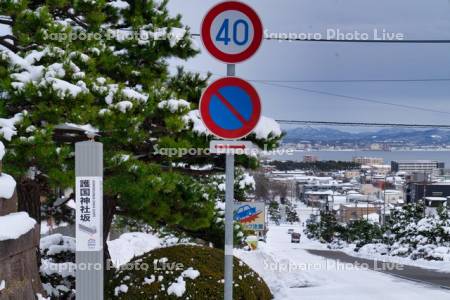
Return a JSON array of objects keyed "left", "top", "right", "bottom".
[
  {"left": 201, "top": 1, "right": 263, "bottom": 63},
  {"left": 200, "top": 77, "right": 261, "bottom": 140}
]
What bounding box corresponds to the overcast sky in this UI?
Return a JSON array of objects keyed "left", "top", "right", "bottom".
[
  {"left": 2, "top": 1, "right": 450, "bottom": 131},
  {"left": 167, "top": 0, "right": 450, "bottom": 130}
]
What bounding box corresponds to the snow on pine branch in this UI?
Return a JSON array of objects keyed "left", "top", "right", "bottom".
[
  {"left": 158, "top": 99, "right": 190, "bottom": 113},
  {"left": 2, "top": 48, "right": 89, "bottom": 98},
  {"left": 0, "top": 112, "right": 24, "bottom": 141},
  {"left": 182, "top": 110, "right": 282, "bottom": 140},
  {"left": 253, "top": 116, "right": 282, "bottom": 140},
  {"left": 107, "top": 0, "right": 130, "bottom": 10}
]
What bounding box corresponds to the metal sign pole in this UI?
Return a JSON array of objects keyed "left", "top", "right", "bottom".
[
  {"left": 75, "top": 141, "right": 104, "bottom": 300},
  {"left": 224, "top": 63, "right": 235, "bottom": 300}
]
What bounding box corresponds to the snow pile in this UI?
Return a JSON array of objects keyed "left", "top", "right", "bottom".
[
  {"left": 0, "top": 212, "right": 36, "bottom": 241},
  {"left": 40, "top": 234, "right": 76, "bottom": 256},
  {"left": 0, "top": 172, "right": 16, "bottom": 199},
  {"left": 235, "top": 242, "right": 313, "bottom": 299},
  {"left": 40, "top": 220, "right": 69, "bottom": 235},
  {"left": 158, "top": 99, "right": 190, "bottom": 113},
  {"left": 252, "top": 116, "right": 282, "bottom": 139},
  {"left": 107, "top": 232, "right": 163, "bottom": 267},
  {"left": 181, "top": 267, "right": 200, "bottom": 280},
  {"left": 358, "top": 243, "right": 389, "bottom": 256},
  {"left": 167, "top": 267, "right": 200, "bottom": 297},
  {"left": 36, "top": 294, "right": 50, "bottom": 300},
  {"left": 114, "top": 284, "right": 129, "bottom": 296},
  {"left": 0, "top": 280, "right": 5, "bottom": 291},
  {"left": 167, "top": 276, "right": 186, "bottom": 297}
]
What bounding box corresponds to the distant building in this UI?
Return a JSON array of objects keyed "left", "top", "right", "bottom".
[
  {"left": 352, "top": 157, "right": 384, "bottom": 166},
  {"left": 344, "top": 170, "right": 360, "bottom": 179},
  {"left": 382, "top": 189, "right": 404, "bottom": 205},
  {"left": 303, "top": 155, "right": 319, "bottom": 162},
  {"left": 391, "top": 160, "right": 445, "bottom": 174},
  {"left": 337, "top": 204, "right": 379, "bottom": 223},
  {"left": 405, "top": 182, "right": 450, "bottom": 203}
]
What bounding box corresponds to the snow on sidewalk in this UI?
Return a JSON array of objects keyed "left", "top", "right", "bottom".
[{"left": 236, "top": 224, "right": 450, "bottom": 300}]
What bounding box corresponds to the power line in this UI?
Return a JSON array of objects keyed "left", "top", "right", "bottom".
[
  {"left": 248, "top": 78, "right": 450, "bottom": 83},
  {"left": 252, "top": 81, "right": 450, "bottom": 116},
  {"left": 275, "top": 120, "right": 450, "bottom": 129},
  {"left": 200, "top": 69, "right": 450, "bottom": 84},
  {"left": 184, "top": 68, "right": 450, "bottom": 116},
  {"left": 190, "top": 33, "right": 450, "bottom": 43}
]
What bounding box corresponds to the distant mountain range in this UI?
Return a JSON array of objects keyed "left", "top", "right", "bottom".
[{"left": 283, "top": 127, "right": 450, "bottom": 145}]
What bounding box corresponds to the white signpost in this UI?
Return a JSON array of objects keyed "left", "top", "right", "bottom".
[
  {"left": 201, "top": 2, "right": 263, "bottom": 300},
  {"left": 75, "top": 141, "right": 103, "bottom": 300}
]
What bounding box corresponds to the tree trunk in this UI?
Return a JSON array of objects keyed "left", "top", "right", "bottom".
[
  {"left": 17, "top": 179, "right": 41, "bottom": 223},
  {"left": 15, "top": 179, "right": 44, "bottom": 294},
  {"left": 103, "top": 195, "right": 116, "bottom": 264}
]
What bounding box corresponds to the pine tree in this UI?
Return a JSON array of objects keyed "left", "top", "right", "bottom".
[
  {"left": 268, "top": 200, "right": 281, "bottom": 225},
  {"left": 0, "top": 0, "right": 282, "bottom": 257},
  {"left": 285, "top": 201, "right": 299, "bottom": 224}
]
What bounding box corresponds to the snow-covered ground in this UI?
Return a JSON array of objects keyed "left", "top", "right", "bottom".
[
  {"left": 294, "top": 202, "right": 450, "bottom": 273},
  {"left": 107, "top": 232, "right": 163, "bottom": 267},
  {"left": 235, "top": 203, "right": 450, "bottom": 300},
  {"left": 340, "top": 242, "right": 450, "bottom": 273}
]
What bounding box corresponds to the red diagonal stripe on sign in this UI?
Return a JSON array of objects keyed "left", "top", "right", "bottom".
[{"left": 215, "top": 91, "right": 247, "bottom": 125}]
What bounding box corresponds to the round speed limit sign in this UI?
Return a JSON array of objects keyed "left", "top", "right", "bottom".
[{"left": 201, "top": 1, "right": 263, "bottom": 63}]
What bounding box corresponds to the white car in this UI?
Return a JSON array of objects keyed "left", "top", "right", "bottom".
[{"left": 287, "top": 229, "right": 294, "bottom": 235}]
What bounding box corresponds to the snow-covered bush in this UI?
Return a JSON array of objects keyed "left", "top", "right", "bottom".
[
  {"left": 40, "top": 234, "right": 76, "bottom": 299},
  {"left": 384, "top": 204, "right": 450, "bottom": 260},
  {"left": 106, "top": 245, "right": 272, "bottom": 299}
]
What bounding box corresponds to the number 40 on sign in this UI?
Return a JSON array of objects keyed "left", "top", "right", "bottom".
[{"left": 201, "top": 1, "right": 263, "bottom": 63}]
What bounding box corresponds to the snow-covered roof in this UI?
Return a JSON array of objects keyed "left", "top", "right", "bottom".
[{"left": 424, "top": 197, "right": 447, "bottom": 201}]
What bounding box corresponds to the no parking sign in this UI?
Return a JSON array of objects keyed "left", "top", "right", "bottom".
[{"left": 199, "top": 77, "right": 261, "bottom": 140}]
